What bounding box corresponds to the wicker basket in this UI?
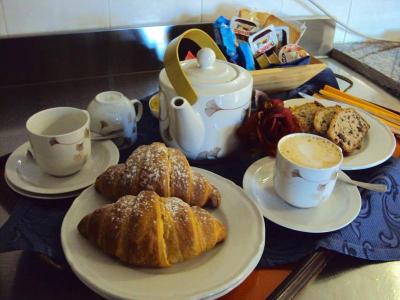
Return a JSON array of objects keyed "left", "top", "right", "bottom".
[{"left": 251, "top": 56, "right": 326, "bottom": 93}]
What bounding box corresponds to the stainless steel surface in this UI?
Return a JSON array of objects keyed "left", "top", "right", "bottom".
[
  {"left": 296, "top": 255, "right": 400, "bottom": 300},
  {"left": 337, "top": 172, "right": 388, "bottom": 192},
  {"left": 0, "top": 71, "right": 159, "bottom": 157},
  {"left": 296, "top": 16, "right": 336, "bottom": 57},
  {"left": 295, "top": 58, "right": 400, "bottom": 300},
  {"left": 321, "top": 58, "right": 400, "bottom": 112},
  {"left": 298, "top": 91, "right": 318, "bottom": 101}
]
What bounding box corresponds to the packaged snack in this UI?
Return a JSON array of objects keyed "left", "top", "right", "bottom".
[
  {"left": 248, "top": 25, "right": 279, "bottom": 68},
  {"left": 266, "top": 52, "right": 280, "bottom": 64},
  {"left": 239, "top": 8, "right": 270, "bottom": 29},
  {"left": 264, "top": 14, "right": 303, "bottom": 44},
  {"left": 184, "top": 51, "right": 196, "bottom": 60},
  {"left": 230, "top": 16, "right": 260, "bottom": 42},
  {"left": 274, "top": 26, "right": 289, "bottom": 48},
  {"left": 248, "top": 25, "right": 278, "bottom": 56},
  {"left": 237, "top": 42, "right": 255, "bottom": 70},
  {"left": 278, "top": 44, "right": 309, "bottom": 64},
  {"left": 213, "top": 16, "right": 238, "bottom": 63}
]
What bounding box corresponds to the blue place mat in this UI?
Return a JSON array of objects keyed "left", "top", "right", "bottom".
[{"left": 5, "top": 69, "right": 399, "bottom": 268}]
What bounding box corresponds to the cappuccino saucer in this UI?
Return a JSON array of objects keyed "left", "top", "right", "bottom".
[
  {"left": 243, "top": 157, "right": 361, "bottom": 233},
  {"left": 5, "top": 140, "right": 119, "bottom": 196}
]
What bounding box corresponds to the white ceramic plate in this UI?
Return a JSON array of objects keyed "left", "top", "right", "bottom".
[
  {"left": 5, "top": 141, "right": 119, "bottom": 195},
  {"left": 243, "top": 157, "right": 361, "bottom": 233},
  {"left": 4, "top": 174, "right": 82, "bottom": 200},
  {"left": 61, "top": 168, "right": 265, "bottom": 300},
  {"left": 285, "top": 98, "right": 396, "bottom": 170}
]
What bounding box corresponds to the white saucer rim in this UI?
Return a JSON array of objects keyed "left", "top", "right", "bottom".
[
  {"left": 5, "top": 140, "right": 119, "bottom": 195},
  {"left": 243, "top": 156, "right": 362, "bottom": 233},
  {"left": 4, "top": 173, "right": 81, "bottom": 200}
]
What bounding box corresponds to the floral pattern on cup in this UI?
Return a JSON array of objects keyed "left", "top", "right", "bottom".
[
  {"left": 26, "top": 107, "right": 91, "bottom": 176},
  {"left": 98, "top": 121, "right": 124, "bottom": 137},
  {"left": 290, "top": 168, "right": 338, "bottom": 193},
  {"left": 49, "top": 128, "right": 90, "bottom": 146},
  {"left": 205, "top": 99, "right": 249, "bottom": 117},
  {"left": 196, "top": 147, "right": 221, "bottom": 160},
  {"left": 74, "top": 142, "right": 87, "bottom": 163},
  {"left": 48, "top": 127, "right": 90, "bottom": 164}
]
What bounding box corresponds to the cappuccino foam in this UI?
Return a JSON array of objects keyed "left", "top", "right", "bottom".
[{"left": 279, "top": 135, "right": 342, "bottom": 169}]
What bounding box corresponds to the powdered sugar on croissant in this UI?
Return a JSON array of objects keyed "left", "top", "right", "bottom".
[
  {"left": 78, "top": 191, "right": 226, "bottom": 267},
  {"left": 95, "top": 142, "right": 221, "bottom": 208}
]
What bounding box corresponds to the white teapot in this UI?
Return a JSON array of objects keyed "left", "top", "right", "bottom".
[{"left": 159, "top": 29, "right": 253, "bottom": 160}]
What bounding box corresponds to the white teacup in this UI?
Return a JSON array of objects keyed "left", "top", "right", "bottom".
[
  {"left": 26, "top": 107, "right": 91, "bottom": 177},
  {"left": 273, "top": 133, "right": 343, "bottom": 208},
  {"left": 87, "top": 91, "right": 143, "bottom": 149}
]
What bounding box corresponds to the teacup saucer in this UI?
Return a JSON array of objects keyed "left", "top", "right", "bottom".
[
  {"left": 243, "top": 157, "right": 361, "bottom": 233},
  {"left": 5, "top": 174, "right": 82, "bottom": 200},
  {"left": 5, "top": 141, "right": 119, "bottom": 195}
]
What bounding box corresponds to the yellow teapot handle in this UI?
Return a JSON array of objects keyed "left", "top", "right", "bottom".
[{"left": 164, "top": 29, "right": 227, "bottom": 105}]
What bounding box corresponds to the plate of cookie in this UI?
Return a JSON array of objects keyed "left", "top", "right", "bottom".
[
  {"left": 285, "top": 98, "right": 396, "bottom": 170},
  {"left": 61, "top": 143, "right": 265, "bottom": 300}
]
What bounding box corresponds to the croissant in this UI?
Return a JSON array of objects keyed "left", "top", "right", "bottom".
[
  {"left": 78, "top": 191, "right": 226, "bottom": 267},
  {"left": 95, "top": 142, "right": 221, "bottom": 208}
]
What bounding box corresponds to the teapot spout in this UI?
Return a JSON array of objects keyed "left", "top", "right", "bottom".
[{"left": 170, "top": 97, "right": 205, "bottom": 154}]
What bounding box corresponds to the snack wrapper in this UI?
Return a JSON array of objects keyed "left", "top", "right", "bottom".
[
  {"left": 279, "top": 44, "right": 309, "bottom": 64},
  {"left": 230, "top": 16, "right": 260, "bottom": 42},
  {"left": 248, "top": 25, "right": 279, "bottom": 69},
  {"left": 213, "top": 16, "right": 238, "bottom": 63},
  {"left": 237, "top": 42, "right": 255, "bottom": 70}
]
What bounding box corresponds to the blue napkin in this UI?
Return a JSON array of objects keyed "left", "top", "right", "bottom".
[
  {"left": 1, "top": 70, "right": 399, "bottom": 269},
  {"left": 0, "top": 197, "right": 71, "bottom": 263},
  {"left": 2, "top": 156, "right": 399, "bottom": 268},
  {"left": 271, "top": 67, "right": 339, "bottom": 100},
  {"left": 257, "top": 157, "right": 400, "bottom": 267},
  {"left": 316, "top": 158, "right": 400, "bottom": 260}
]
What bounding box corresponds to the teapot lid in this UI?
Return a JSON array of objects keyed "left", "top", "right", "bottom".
[
  {"left": 183, "top": 48, "right": 238, "bottom": 84},
  {"left": 161, "top": 48, "right": 252, "bottom": 96}
]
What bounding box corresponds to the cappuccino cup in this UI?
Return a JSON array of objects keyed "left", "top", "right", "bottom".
[
  {"left": 273, "top": 133, "right": 343, "bottom": 208},
  {"left": 26, "top": 107, "right": 91, "bottom": 176}
]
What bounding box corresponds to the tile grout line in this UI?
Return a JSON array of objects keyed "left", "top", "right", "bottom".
[
  {"left": 107, "top": 0, "right": 111, "bottom": 29},
  {"left": 343, "top": 0, "right": 353, "bottom": 43},
  {"left": 200, "top": 0, "right": 203, "bottom": 23},
  {"left": 0, "top": 0, "right": 9, "bottom": 35}
]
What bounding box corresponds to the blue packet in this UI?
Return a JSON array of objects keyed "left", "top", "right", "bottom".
[
  {"left": 213, "top": 16, "right": 238, "bottom": 63},
  {"left": 237, "top": 42, "right": 255, "bottom": 70}
]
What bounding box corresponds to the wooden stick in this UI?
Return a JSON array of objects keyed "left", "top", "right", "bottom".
[{"left": 320, "top": 86, "right": 400, "bottom": 126}]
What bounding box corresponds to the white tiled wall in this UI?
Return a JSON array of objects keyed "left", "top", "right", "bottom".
[
  {"left": 109, "top": 0, "right": 201, "bottom": 28},
  {"left": 201, "top": 0, "right": 283, "bottom": 23},
  {"left": 0, "top": 0, "right": 399, "bottom": 43},
  {"left": 2, "top": 0, "right": 109, "bottom": 36},
  {"left": 281, "top": 0, "right": 352, "bottom": 43},
  {"left": 0, "top": 1, "right": 7, "bottom": 36},
  {"left": 346, "top": 0, "right": 400, "bottom": 42}
]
